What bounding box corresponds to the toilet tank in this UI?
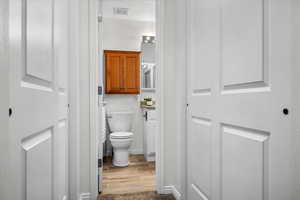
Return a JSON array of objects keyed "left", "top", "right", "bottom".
[{"left": 107, "top": 111, "right": 134, "bottom": 132}]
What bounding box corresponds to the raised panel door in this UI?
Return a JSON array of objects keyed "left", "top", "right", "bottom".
[
  {"left": 187, "top": 0, "right": 292, "bottom": 200},
  {"left": 8, "top": 0, "right": 69, "bottom": 199}
]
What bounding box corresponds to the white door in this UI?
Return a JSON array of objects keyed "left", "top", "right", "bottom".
[
  {"left": 0, "top": 0, "right": 10, "bottom": 199},
  {"left": 187, "top": 0, "right": 293, "bottom": 200},
  {"left": 8, "top": 0, "right": 69, "bottom": 199}
]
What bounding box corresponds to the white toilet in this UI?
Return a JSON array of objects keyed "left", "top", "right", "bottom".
[{"left": 107, "top": 111, "right": 134, "bottom": 167}]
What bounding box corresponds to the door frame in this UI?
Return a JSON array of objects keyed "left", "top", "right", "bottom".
[
  {"left": 68, "top": 0, "right": 83, "bottom": 199},
  {"left": 89, "top": 0, "right": 167, "bottom": 196},
  {"left": 155, "top": 0, "right": 165, "bottom": 194},
  {"left": 68, "top": 0, "right": 168, "bottom": 198},
  {"left": 69, "top": 0, "right": 99, "bottom": 199},
  {"left": 88, "top": 0, "right": 99, "bottom": 198}
]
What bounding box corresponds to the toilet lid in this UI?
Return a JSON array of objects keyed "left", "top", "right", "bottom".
[{"left": 110, "top": 132, "right": 133, "bottom": 139}]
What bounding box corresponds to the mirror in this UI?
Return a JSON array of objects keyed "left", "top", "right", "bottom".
[{"left": 141, "top": 63, "right": 156, "bottom": 90}]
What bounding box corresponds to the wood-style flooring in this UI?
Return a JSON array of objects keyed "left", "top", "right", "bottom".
[{"left": 101, "top": 155, "right": 156, "bottom": 195}]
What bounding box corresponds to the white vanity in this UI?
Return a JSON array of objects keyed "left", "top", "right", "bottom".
[
  {"left": 141, "top": 40, "right": 157, "bottom": 162},
  {"left": 142, "top": 107, "right": 157, "bottom": 162}
]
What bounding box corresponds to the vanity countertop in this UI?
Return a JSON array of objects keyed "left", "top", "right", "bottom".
[{"left": 140, "top": 104, "right": 156, "bottom": 110}]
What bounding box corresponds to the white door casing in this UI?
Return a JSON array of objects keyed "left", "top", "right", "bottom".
[
  {"left": 187, "top": 0, "right": 292, "bottom": 200},
  {"left": 9, "top": 0, "right": 69, "bottom": 199}
]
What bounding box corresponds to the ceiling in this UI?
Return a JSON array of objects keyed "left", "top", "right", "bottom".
[{"left": 102, "top": 0, "right": 155, "bottom": 22}]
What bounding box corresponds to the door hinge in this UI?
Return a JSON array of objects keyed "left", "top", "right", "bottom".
[
  {"left": 98, "top": 86, "right": 102, "bottom": 95},
  {"left": 98, "top": 159, "right": 103, "bottom": 168},
  {"left": 98, "top": 15, "right": 103, "bottom": 23}
]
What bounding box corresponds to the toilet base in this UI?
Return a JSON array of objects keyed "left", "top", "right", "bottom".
[
  {"left": 113, "top": 149, "right": 130, "bottom": 167},
  {"left": 110, "top": 137, "right": 133, "bottom": 167}
]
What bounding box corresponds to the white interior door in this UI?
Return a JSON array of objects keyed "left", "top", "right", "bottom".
[
  {"left": 0, "top": 0, "right": 10, "bottom": 199},
  {"left": 8, "top": 0, "right": 69, "bottom": 199},
  {"left": 187, "top": 0, "right": 293, "bottom": 200}
]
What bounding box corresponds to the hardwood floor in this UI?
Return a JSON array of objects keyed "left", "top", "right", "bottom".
[{"left": 101, "top": 155, "right": 156, "bottom": 195}]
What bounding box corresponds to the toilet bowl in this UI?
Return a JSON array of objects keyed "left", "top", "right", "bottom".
[
  {"left": 107, "top": 112, "right": 134, "bottom": 167},
  {"left": 110, "top": 132, "right": 133, "bottom": 166}
]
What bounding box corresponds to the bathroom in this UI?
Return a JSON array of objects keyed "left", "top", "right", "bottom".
[{"left": 97, "top": 0, "right": 158, "bottom": 198}]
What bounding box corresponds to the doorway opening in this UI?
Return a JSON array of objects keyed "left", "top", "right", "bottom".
[{"left": 96, "top": 0, "right": 168, "bottom": 199}]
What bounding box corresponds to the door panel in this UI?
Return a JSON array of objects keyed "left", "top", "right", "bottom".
[
  {"left": 124, "top": 56, "right": 137, "bottom": 89},
  {"left": 222, "top": 0, "right": 265, "bottom": 86},
  {"left": 189, "top": 118, "right": 212, "bottom": 200},
  {"left": 190, "top": 0, "right": 218, "bottom": 94},
  {"left": 106, "top": 54, "right": 123, "bottom": 92},
  {"left": 187, "top": 0, "right": 292, "bottom": 200},
  {"left": 124, "top": 55, "right": 140, "bottom": 93},
  {"left": 9, "top": 0, "right": 69, "bottom": 199},
  {"left": 55, "top": 120, "right": 68, "bottom": 200},
  {"left": 222, "top": 125, "right": 269, "bottom": 200},
  {"left": 26, "top": 0, "right": 53, "bottom": 83},
  {"left": 23, "top": 129, "right": 52, "bottom": 200}
]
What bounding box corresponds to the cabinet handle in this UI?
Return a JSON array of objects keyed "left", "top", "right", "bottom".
[{"left": 144, "top": 111, "right": 148, "bottom": 121}]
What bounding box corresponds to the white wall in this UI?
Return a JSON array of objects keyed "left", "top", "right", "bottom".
[
  {"left": 161, "top": 0, "right": 187, "bottom": 197},
  {"left": 79, "top": 0, "right": 91, "bottom": 195},
  {"left": 103, "top": 18, "right": 156, "bottom": 155},
  {"left": 291, "top": 0, "right": 300, "bottom": 199},
  {"left": 69, "top": 0, "right": 100, "bottom": 198},
  {"left": 103, "top": 18, "right": 155, "bottom": 51}
]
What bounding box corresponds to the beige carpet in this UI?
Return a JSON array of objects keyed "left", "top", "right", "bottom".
[{"left": 99, "top": 191, "right": 176, "bottom": 200}]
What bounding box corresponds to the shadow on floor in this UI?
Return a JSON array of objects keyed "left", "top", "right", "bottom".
[{"left": 99, "top": 191, "right": 176, "bottom": 200}]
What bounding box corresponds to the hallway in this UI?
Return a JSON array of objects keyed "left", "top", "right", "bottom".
[{"left": 1, "top": 0, "right": 300, "bottom": 199}]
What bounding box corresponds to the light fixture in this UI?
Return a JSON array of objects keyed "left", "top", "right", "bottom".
[{"left": 142, "top": 36, "right": 155, "bottom": 44}]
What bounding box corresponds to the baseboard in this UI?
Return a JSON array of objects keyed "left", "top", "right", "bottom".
[
  {"left": 129, "top": 149, "right": 143, "bottom": 155},
  {"left": 79, "top": 193, "right": 91, "bottom": 200},
  {"left": 162, "top": 186, "right": 181, "bottom": 200},
  {"left": 162, "top": 186, "right": 173, "bottom": 194}
]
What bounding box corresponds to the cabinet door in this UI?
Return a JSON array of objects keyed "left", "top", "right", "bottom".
[
  {"left": 105, "top": 50, "right": 140, "bottom": 94},
  {"left": 145, "top": 120, "right": 157, "bottom": 156},
  {"left": 105, "top": 53, "right": 123, "bottom": 93},
  {"left": 123, "top": 53, "right": 140, "bottom": 94}
]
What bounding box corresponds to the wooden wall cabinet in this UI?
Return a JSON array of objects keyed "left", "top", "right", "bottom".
[{"left": 105, "top": 50, "right": 141, "bottom": 94}]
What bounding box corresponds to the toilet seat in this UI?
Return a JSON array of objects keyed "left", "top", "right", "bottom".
[{"left": 110, "top": 132, "right": 133, "bottom": 139}]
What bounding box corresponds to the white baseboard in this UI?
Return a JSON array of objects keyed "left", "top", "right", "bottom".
[
  {"left": 162, "top": 186, "right": 173, "bottom": 194},
  {"left": 162, "top": 186, "right": 181, "bottom": 200},
  {"left": 129, "top": 149, "right": 143, "bottom": 155},
  {"left": 79, "top": 193, "right": 91, "bottom": 200}
]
